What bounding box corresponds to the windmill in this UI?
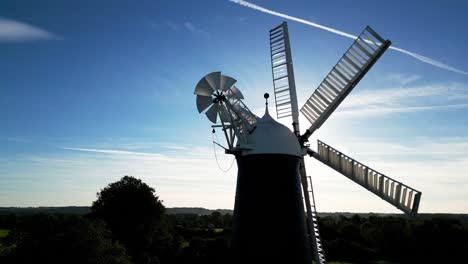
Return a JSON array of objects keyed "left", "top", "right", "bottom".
[{"left": 194, "top": 22, "right": 422, "bottom": 264}]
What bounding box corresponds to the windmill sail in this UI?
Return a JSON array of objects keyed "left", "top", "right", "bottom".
[
  {"left": 269, "top": 22, "right": 300, "bottom": 136},
  {"left": 300, "top": 26, "right": 391, "bottom": 141},
  {"left": 311, "top": 140, "right": 421, "bottom": 214}
]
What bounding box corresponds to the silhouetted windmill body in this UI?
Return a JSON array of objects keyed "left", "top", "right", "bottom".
[{"left": 194, "top": 22, "right": 422, "bottom": 264}]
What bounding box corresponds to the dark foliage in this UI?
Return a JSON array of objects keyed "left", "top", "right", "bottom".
[
  {"left": 0, "top": 214, "right": 131, "bottom": 264},
  {"left": 319, "top": 215, "right": 468, "bottom": 263},
  {"left": 2, "top": 176, "right": 468, "bottom": 263},
  {"left": 2, "top": 210, "right": 468, "bottom": 263},
  {"left": 90, "top": 176, "right": 175, "bottom": 264},
  {"left": 168, "top": 212, "right": 233, "bottom": 264}
]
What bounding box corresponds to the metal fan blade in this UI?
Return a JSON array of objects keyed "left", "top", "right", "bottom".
[
  {"left": 204, "top": 71, "right": 221, "bottom": 92},
  {"left": 226, "top": 85, "right": 244, "bottom": 100},
  {"left": 194, "top": 77, "right": 215, "bottom": 96},
  {"left": 220, "top": 74, "right": 237, "bottom": 91},
  {"left": 311, "top": 140, "right": 422, "bottom": 215},
  {"left": 205, "top": 104, "right": 219, "bottom": 123},
  {"left": 196, "top": 95, "right": 213, "bottom": 113},
  {"left": 218, "top": 107, "right": 231, "bottom": 122}
]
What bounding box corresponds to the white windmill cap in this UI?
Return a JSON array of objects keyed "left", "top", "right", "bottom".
[{"left": 242, "top": 103, "right": 301, "bottom": 157}]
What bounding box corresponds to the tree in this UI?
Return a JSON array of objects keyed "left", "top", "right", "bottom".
[
  {"left": 2, "top": 214, "right": 131, "bottom": 264},
  {"left": 91, "top": 176, "right": 174, "bottom": 264}
]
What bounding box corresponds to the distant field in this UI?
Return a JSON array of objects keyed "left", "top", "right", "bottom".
[
  {"left": 0, "top": 206, "right": 233, "bottom": 216},
  {"left": 2, "top": 207, "right": 468, "bottom": 221},
  {"left": 0, "top": 229, "right": 9, "bottom": 238},
  {"left": 0, "top": 206, "right": 91, "bottom": 215}
]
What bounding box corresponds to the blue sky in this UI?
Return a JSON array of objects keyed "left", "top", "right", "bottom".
[{"left": 1, "top": 0, "right": 468, "bottom": 213}]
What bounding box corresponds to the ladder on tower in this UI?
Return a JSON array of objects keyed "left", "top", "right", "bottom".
[{"left": 305, "top": 176, "right": 327, "bottom": 264}]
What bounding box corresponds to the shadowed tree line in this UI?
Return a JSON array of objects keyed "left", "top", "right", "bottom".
[
  {"left": 1, "top": 176, "right": 467, "bottom": 263},
  {"left": 319, "top": 214, "right": 468, "bottom": 263},
  {"left": 0, "top": 176, "right": 232, "bottom": 264}
]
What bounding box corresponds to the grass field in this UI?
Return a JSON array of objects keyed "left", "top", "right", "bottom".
[{"left": 0, "top": 229, "right": 10, "bottom": 238}]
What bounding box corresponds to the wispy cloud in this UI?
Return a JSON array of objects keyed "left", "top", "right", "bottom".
[
  {"left": 3, "top": 137, "right": 468, "bottom": 212},
  {"left": 0, "top": 17, "right": 60, "bottom": 42},
  {"left": 62, "top": 143, "right": 219, "bottom": 160},
  {"left": 62, "top": 147, "right": 167, "bottom": 159},
  {"left": 229, "top": 0, "right": 468, "bottom": 75},
  {"left": 347, "top": 137, "right": 468, "bottom": 158},
  {"left": 165, "top": 20, "right": 180, "bottom": 31},
  {"left": 386, "top": 73, "right": 421, "bottom": 86},
  {"left": 336, "top": 82, "right": 468, "bottom": 117},
  {"left": 338, "top": 103, "right": 468, "bottom": 117},
  {"left": 153, "top": 20, "right": 211, "bottom": 39},
  {"left": 0, "top": 143, "right": 237, "bottom": 208},
  {"left": 183, "top": 22, "right": 211, "bottom": 38}
]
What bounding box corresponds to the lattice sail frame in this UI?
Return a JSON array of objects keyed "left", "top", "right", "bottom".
[
  {"left": 300, "top": 26, "right": 391, "bottom": 141},
  {"left": 315, "top": 140, "right": 421, "bottom": 214},
  {"left": 269, "top": 22, "right": 300, "bottom": 136}
]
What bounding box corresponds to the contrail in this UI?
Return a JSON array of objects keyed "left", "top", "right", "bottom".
[
  {"left": 230, "top": 0, "right": 468, "bottom": 76},
  {"left": 389, "top": 46, "right": 468, "bottom": 75}
]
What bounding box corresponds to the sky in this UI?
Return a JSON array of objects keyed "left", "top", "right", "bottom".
[{"left": 1, "top": 0, "right": 468, "bottom": 213}]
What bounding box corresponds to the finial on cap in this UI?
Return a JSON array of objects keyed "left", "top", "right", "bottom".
[{"left": 264, "top": 93, "right": 270, "bottom": 114}]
